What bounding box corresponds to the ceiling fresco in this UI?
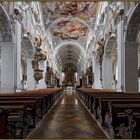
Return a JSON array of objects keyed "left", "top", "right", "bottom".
[
  {"left": 41, "top": 2, "right": 96, "bottom": 30},
  {"left": 51, "top": 19, "right": 88, "bottom": 40},
  {"left": 40, "top": 2, "right": 98, "bottom": 67},
  {"left": 46, "top": 2, "right": 92, "bottom": 16}
]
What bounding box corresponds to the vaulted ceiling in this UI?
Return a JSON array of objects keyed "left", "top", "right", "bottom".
[
  {"left": 55, "top": 44, "right": 85, "bottom": 69},
  {"left": 41, "top": 2, "right": 98, "bottom": 70}
]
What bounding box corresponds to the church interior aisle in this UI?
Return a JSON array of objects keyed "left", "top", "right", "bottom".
[{"left": 27, "top": 91, "right": 107, "bottom": 139}]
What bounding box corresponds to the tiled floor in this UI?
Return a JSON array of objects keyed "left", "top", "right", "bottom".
[{"left": 27, "top": 91, "right": 107, "bottom": 139}]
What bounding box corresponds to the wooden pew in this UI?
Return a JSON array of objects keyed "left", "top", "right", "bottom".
[
  {"left": 0, "top": 88, "right": 62, "bottom": 117},
  {"left": 0, "top": 105, "right": 25, "bottom": 138},
  {"left": 97, "top": 98, "right": 140, "bottom": 138},
  {"left": 0, "top": 99, "right": 39, "bottom": 138},
  {"left": 77, "top": 88, "right": 140, "bottom": 138},
  {"left": 0, "top": 88, "right": 63, "bottom": 138},
  {"left": 0, "top": 97, "right": 43, "bottom": 120}
]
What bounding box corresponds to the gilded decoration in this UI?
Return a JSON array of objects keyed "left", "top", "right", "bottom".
[
  {"left": 62, "top": 63, "right": 77, "bottom": 86},
  {"left": 32, "top": 37, "right": 46, "bottom": 82},
  {"left": 86, "top": 66, "right": 93, "bottom": 86},
  {"left": 45, "top": 66, "right": 53, "bottom": 87}
]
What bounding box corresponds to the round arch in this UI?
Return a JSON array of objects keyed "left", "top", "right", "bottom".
[
  {"left": 102, "top": 35, "right": 117, "bottom": 89},
  {"left": 93, "top": 46, "right": 103, "bottom": 89},
  {"left": 53, "top": 41, "right": 86, "bottom": 58},
  {"left": 46, "top": 17, "right": 92, "bottom": 34},
  {"left": 54, "top": 41, "right": 86, "bottom": 73},
  {"left": 46, "top": 17, "right": 93, "bottom": 52},
  {"left": 125, "top": 4, "right": 140, "bottom": 42},
  {"left": 124, "top": 4, "right": 140, "bottom": 92}
]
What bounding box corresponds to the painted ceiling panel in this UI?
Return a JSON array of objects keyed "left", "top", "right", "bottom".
[
  {"left": 51, "top": 19, "right": 88, "bottom": 40},
  {"left": 41, "top": 2, "right": 96, "bottom": 29}
]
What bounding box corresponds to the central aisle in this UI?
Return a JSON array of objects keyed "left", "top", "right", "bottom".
[{"left": 27, "top": 91, "right": 107, "bottom": 139}]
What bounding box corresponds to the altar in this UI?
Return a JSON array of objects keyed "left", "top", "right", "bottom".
[{"left": 67, "top": 86, "right": 73, "bottom": 91}]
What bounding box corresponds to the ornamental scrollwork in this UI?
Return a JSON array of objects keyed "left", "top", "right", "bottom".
[{"left": 32, "top": 36, "right": 47, "bottom": 83}]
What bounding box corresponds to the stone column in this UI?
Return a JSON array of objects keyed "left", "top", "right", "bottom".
[
  {"left": 15, "top": 21, "right": 22, "bottom": 91},
  {"left": 0, "top": 42, "right": 15, "bottom": 93},
  {"left": 94, "top": 61, "right": 102, "bottom": 89},
  {"left": 27, "top": 51, "right": 35, "bottom": 90},
  {"left": 102, "top": 51, "right": 113, "bottom": 89},
  {"left": 92, "top": 53, "right": 95, "bottom": 88},
  {"left": 77, "top": 72, "right": 80, "bottom": 86},
  {"left": 116, "top": 20, "right": 124, "bottom": 91},
  {"left": 59, "top": 72, "right": 63, "bottom": 86},
  {"left": 124, "top": 42, "right": 138, "bottom": 92},
  {"left": 38, "top": 60, "right": 47, "bottom": 89}
]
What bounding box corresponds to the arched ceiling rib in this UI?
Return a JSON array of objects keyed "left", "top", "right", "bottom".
[
  {"left": 53, "top": 41, "right": 86, "bottom": 58},
  {"left": 55, "top": 43, "right": 85, "bottom": 69},
  {"left": 46, "top": 17, "right": 94, "bottom": 52}
]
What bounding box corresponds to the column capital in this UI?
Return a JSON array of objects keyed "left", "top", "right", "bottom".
[{"left": 125, "top": 41, "right": 138, "bottom": 47}]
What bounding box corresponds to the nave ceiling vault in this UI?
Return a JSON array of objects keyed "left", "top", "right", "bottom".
[{"left": 41, "top": 2, "right": 97, "bottom": 70}]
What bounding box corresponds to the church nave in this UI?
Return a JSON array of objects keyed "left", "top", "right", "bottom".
[
  {"left": 1, "top": 1, "right": 140, "bottom": 139},
  {"left": 27, "top": 91, "right": 107, "bottom": 139}
]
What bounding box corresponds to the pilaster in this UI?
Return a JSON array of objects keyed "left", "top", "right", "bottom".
[
  {"left": 124, "top": 41, "right": 138, "bottom": 92},
  {"left": 15, "top": 21, "right": 22, "bottom": 91},
  {"left": 27, "top": 52, "right": 35, "bottom": 90},
  {"left": 0, "top": 42, "right": 15, "bottom": 93}
]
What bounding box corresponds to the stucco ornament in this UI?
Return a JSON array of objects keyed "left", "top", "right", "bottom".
[{"left": 32, "top": 36, "right": 46, "bottom": 82}]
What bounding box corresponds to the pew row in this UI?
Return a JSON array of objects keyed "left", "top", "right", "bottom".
[
  {"left": 0, "top": 88, "right": 63, "bottom": 138},
  {"left": 77, "top": 88, "right": 140, "bottom": 139}
]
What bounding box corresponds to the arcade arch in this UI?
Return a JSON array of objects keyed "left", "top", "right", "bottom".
[
  {"left": 102, "top": 36, "right": 117, "bottom": 89},
  {"left": 124, "top": 4, "right": 140, "bottom": 92}
]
